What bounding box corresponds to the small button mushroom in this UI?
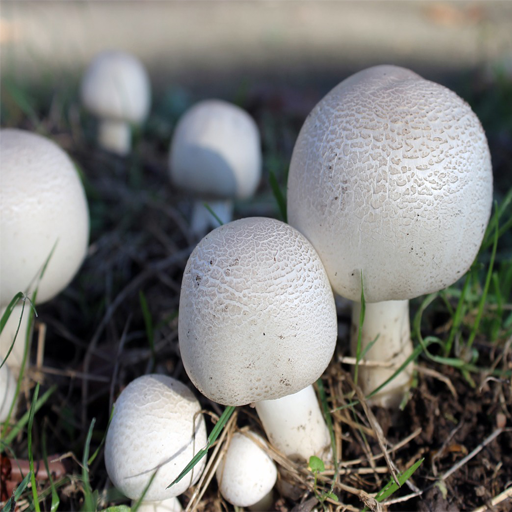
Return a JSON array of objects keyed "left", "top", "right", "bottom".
[
  {"left": 169, "top": 100, "right": 262, "bottom": 237},
  {"left": 0, "top": 129, "right": 90, "bottom": 307},
  {"left": 81, "top": 50, "right": 151, "bottom": 155},
  {"left": 105, "top": 375, "right": 207, "bottom": 503},
  {"left": 216, "top": 431, "right": 277, "bottom": 509},
  {"left": 179, "top": 217, "right": 337, "bottom": 460},
  {"left": 287, "top": 65, "right": 493, "bottom": 407},
  {"left": 0, "top": 359, "right": 17, "bottom": 423}
]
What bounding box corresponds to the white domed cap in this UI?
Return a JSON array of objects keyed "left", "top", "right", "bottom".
[
  {"left": 0, "top": 129, "right": 90, "bottom": 306},
  {"left": 169, "top": 100, "right": 261, "bottom": 199},
  {"left": 81, "top": 50, "right": 150, "bottom": 123},
  {"left": 105, "top": 374, "right": 207, "bottom": 502},
  {"left": 216, "top": 432, "right": 277, "bottom": 508},
  {"left": 133, "top": 497, "right": 182, "bottom": 512},
  {"left": 179, "top": 217, "right": 337, "bottom": 406},
  {"left": 288, "top": 65, "right": 493, "bottom": 303},
  {"left": 0, "top": 359, "right": 17, "bottom": 422}
]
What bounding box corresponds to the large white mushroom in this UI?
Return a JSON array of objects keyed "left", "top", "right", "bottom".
[
  {"left": 81, "top": 50, "right": 151, "bottom": 155},
  {"left": 0, "top": 129, "right": 90, "bottom": 307},
  {"left": 179, "top": 217, "right": 337, "bottom": 461},
  {"left": 287, "top": 65, "right": 493, "bottom": 407},
  {"left": 169, "top": 100, "right": 262, "bottom": 237},
  {"left": 105, "top": 374, "right": 207, "bottom": 504},
  {"left": 216, "top": 431, "right": 277, "bottom": 509}
]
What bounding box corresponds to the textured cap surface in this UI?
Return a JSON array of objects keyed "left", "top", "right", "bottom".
[
  {"left": 169, "top": 100, "right": 261, "bottom": 199},
  {"left": 216, "top": 432, "right": 277, "bottom": 507},
  {"left": 0, "top": 129, "right": 90, "bottom": 306},
  {"left": 105, "top": 374, "right": 207, "bottom": 501},
  {"left": 179, "top": 217, "right": 337, "bottom": 406},
  {"left": 287, "top": 65, "right": 493, "bottom": 302},
  {"left": 81, "top": 50, "right": 150, "bottom": 123}
]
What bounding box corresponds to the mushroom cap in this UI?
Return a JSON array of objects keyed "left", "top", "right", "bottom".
[
  {"left": 81, "top": 50, "right": 150, "bottom": 123},
  {"left": 0, "top": 129, "right": 90, "bottom": 306},
  {"left": 216, "top": 432, "right": 277, "bottom": 508},
  {"left": 105, "top": 374, "right": 207, "bottom": 502},
  {"left": 179, "top": 217, "right": 337, "bottom": 406},
  {"left": 169, "top": 100, "right": 261, "bottom": 199},
  {"left": 287, "top": 65, "right": 493, "bottom": 303}
]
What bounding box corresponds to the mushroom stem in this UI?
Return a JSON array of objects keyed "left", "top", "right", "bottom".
[
  {"left": 350, "top": 300, "right": 413, "bottom": 408},
  {"left": 254, "top": 385, "right": 331, "bottom": 462},
  {"left": 190, "top": 199, "right": 233, "bottom": 238},
  {"left": 98, "top": 119, "right": 131, "bottom": 155}
]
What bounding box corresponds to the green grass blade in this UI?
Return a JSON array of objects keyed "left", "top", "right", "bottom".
[
  {"left": 269, "top": 167, "right": 287, "bottom": 222},
  {"left": 375, "top": 458, "right": 424, "bottom": 503},
  {"left": 131, "top": 470, "right": 159, "bottom": 512},
  {"left": 42, "top": 420, "right": 60, "bottom": 512},
  {"left": 0, "top": 293, "right": 29, "bottom": 370},
  {"left": 2, "top": 473, "right": 32, "bottom": 511},
  {"left": 467, "top": 204, "right": 499, "bottom": 350},
  {"left": 353, "top": 274, "right": 366, "bottom": 387},
  {"left": 203, "top": 203, "right": 223, "bottom": 226},
  {"left": 168, "top": 405, "right": 236, "bottom": 488},
  {"left": 444, "top": 273, "right": 471, "bottom": 357},
  {"left": 28, "top": 384, "right": 41, "bottom": 512},
  {"left": 1, "top": 385, "right": 56, "bottom": 448},
  {"left": 81, "top": 418, "right": 97, "bottom": 512}
]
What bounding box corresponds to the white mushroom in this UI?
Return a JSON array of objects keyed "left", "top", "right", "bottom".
[
  {"left": 105, "top": 374, "right": 207, "bottom": 503},
  {"left": 81, "top": 50, "right": 151, "bottom": 155},
  {"left": 0, "top": 359, "right": 17, "bottom": 423},
  {"left": 169, "top": 100, "right": 262, "bottom": 237},
  {"left": 287, "top": 65, "right": 493, "bottom": 407},
  {"left": 179, "top": 217, "right": 337, "bottom": 460},
  {"left": 216, "top": 431, "right": 277, "bottom": 508},
  {"left": 0, "top": 129, "right": 90, "bottom": 307}
]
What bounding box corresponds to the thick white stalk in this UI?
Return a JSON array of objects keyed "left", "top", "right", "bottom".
[
  {"left": 351, "top": 299, "right": 413, "bottom": 408},
  {"left": 190, "top": 199, "right": 233, "bottom": 238},
  {"left": 254, "top": 385, "right": 331, "bottom": 462},
  {"left": 98, "top": 119, "right": 131, "bottom": 155}
]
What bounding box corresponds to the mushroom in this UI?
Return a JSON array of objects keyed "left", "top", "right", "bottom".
[
  {"left": 179, "top": 217, "right": 337, "bottom": 460},
  {"left": 0, "top": 359, "right": 17, "bottom": 423},
  {"left": 216, "top": 431, "right": 277, "bottom": 509},
  {"left": 169, "top": 100, "right": 261, "bottom": 237},
  {"left": 0, "top": 129, "right": 90, "bottom": 308},
  {"left": 105, "top": 374, "right": 207, "bottom": 504},
  {"left": 287, "top": 65, "right": 493, "bottom": 407},
  {"left": 81, "top": 50, "right": 151, "bottom": 155}
]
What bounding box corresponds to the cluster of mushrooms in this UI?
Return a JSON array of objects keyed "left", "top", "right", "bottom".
[{"left": 0, "top": 50, "right": 493, "bottom": 510}]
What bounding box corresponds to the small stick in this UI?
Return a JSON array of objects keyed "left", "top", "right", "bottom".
[
  {"left": 471, "top": 486, "right": 512, "bottom": 512},
  {"left": 441, "top": 428, "right": 507, "bottom": 481},
  {"left": 415, "top": 365, "right": 458, "bottom": 399}
]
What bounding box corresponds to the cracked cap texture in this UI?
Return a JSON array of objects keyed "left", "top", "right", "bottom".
[
  {"left": 179, "top": 217, "right": 337, "bottom": 406},
  {"left": 287, "top": 65, "right": 493, "bottom": 303}
]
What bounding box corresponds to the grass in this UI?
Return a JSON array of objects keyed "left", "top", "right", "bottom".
[{"left": 0, "top": 65, "right": 511, "bottom": 511}]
